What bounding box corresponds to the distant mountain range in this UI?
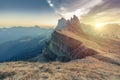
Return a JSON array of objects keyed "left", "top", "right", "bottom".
[
  {"left": 0, "top": 26, "right": 53, "bottom": 62},
  {"left": 81, "top": 23, "right": 120, "bottom": 39},
  {"left": 0, "top": 26, "right": 52, "bottom": 44}
]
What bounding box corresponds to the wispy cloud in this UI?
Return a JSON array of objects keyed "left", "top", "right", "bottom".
[
  {"left": 47, "top": 0, "right": 103, "bottom": 19},
  {"left": 82, "top": 0, "right": 120, "bottom": 25},
  {"left": 47, "top": 0, "right": 120, "bottom": 25}
]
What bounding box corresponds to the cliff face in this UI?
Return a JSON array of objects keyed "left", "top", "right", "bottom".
[
  {"left": 31, "top": 16, "right": 120, "bottom": 63},
  {"left": 36, "top": 15, "right": 98, "bottom": 62}
]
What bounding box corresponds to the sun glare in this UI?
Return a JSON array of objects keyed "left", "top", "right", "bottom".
[
  {"left": 96, "top": 23, "right": 102, "bottom": 28},
  {"left": 95, "top": 23, "right": 104, "bottom": 29}
]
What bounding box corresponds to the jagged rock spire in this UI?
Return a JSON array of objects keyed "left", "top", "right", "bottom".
[
  {"left": 55, "top": 15, "right": 83, "bottom": 35},
  {"left": 56, "top": 18, "right": 67, "bottom": 30},
  {"left": 71, "top": 15, "right": 79, "bottom": 23}
]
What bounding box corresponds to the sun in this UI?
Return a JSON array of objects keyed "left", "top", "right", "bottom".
[
  {"left": 96, "top": 23, "right": 102, "bottom": 28},
  {"left": 95, "top": 23, "right": 104, "bottom": 29}
]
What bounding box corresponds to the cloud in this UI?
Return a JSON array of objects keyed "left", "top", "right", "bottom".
[
  {"left": 47, "top": 0, "right": 120, "bottom": 26},
  {"left": 47, "top": 0, "right": 54, "bottom": 8},
  {"left": 47, "top": 0, "right": 103, "bottom": 19},
  {"left": 81, "top": 0, "right": 120, "bottom": 25},
  {"left": 86, "top": 0, "right": 120, "bottom": 16}
]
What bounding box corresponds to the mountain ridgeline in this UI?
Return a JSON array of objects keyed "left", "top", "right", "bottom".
[
  {"left": 38, "top": 15, "right": 120, "bottom": 64},
  {"left": 0, "top": 16, "right": 120, "bottom": 80},
  {"left": 34, "top": 15, "right": 99, "bottom": 62},
  {"left": 1, "top": 16, "right": 120, "bottom": 63}
]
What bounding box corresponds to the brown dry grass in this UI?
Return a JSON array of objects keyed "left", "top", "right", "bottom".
[{"left": 0, "top": 57, "right": 120, "bottom": 80}]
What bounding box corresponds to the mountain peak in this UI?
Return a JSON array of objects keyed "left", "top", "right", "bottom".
[
  {"left": 55, "top": 18, "right": 67, "bottom": 30},
  {"left": 55, "top": 15, "right": 83, "bottom": 35},
  {"left": 72, "top": 15, "right": 79, "bottom": 22},
  {"left": 56, "top": 15, "right": 79, "bottom": 30}
]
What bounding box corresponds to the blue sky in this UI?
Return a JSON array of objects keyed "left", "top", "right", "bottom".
[
  {"left": 0, "top": 0, "right": 53, "bottom": 13},
  {"left": 0, "top": 0, "right": 120, "bottom": 28},
  {"left": 0, "top": 0, "right": 59, "bottom": 28}
]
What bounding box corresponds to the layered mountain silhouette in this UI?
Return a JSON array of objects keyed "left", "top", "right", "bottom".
[
  {"left": 81, "top": 23, "right": 120, "bottom": 39},
  {"left": 0, "top": 16, "right": 120, "bottom": 80},
  {"left": 1, "top": 16, "right": 120, "bottom": 65},
  {"left": 0, "top": 27, "right": 53, "bottom": 62}
]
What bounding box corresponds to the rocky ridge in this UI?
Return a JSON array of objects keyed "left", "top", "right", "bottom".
[{"left": 33, "top": 15, "right": 101, "bottom": 62}]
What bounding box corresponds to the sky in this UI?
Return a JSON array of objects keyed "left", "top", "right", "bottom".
[
  {"left": 48, "top": 0, "right": 120, "bottom": 26},
  {"left": 0, "top": 0, "right": 120, "bottom": 28},
  {"left": 0, "top": 0, "right": 60, "bottom": 28}
]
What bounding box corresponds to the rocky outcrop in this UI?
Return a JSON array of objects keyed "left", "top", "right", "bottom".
[
  {"left": 56, "top": 15, "right": 84, "bottom": 35},
  {"left": 38, "top": 15, "right": 98, "bottom": 62}
]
